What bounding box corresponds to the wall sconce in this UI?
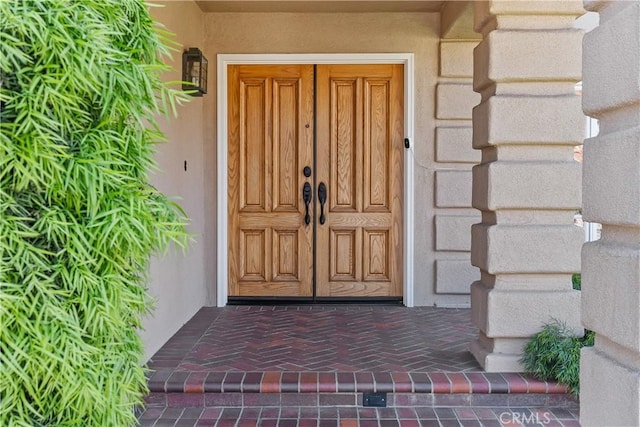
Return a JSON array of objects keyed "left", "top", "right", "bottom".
[{"left": 182, "top": 47, "right": 208, "bottom": 96}]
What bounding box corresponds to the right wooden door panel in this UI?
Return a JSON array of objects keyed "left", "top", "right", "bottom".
[{"left": 315, "top": 64, "right": 404, "bottom": 297}]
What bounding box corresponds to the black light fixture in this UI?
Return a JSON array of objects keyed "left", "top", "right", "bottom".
[{"left": 182, "top": 48, "right": 208, "bottom": 96}]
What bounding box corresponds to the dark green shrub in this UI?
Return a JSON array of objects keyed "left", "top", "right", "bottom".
[
  {"left": 572, "top": 274, "right": 581, "bottom": 290},
  {"left": 521, "top": 321, "right": 594, "bottom": 395},
  {"left": 0, "top": 1, "right": 188, "bottom": 425}
]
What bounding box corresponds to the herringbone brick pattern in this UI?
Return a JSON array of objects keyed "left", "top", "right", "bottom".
[
  {"left": 141, "top": 306, "right": 580, "bottom": 426},
  {"left": 148, "top": 306, "right": 480, "bottom": 373}
]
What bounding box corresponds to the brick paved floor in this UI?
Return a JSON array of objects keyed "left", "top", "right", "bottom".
[
  {"left": 148, "top": 306, "right": 481, "bottom": 372},
  {"left": 140, "top": 306, "right": 581, "bottom": 426},
  {"left": 137, "top": 405, "right": 581, "bottom": 426}
]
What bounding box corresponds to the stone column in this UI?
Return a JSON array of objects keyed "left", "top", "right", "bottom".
[
  {"left": 470, "top": 0, "right": 585, "bottom": 372},
  {"left": 581, "top": 1, "right": 640, "bottom": 425}
]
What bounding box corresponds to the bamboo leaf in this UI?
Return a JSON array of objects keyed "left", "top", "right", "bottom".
[{"left": 0, "top": 0, "right": 189, "bottom": 424}]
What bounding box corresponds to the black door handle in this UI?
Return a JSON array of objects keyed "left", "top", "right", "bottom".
[
  {"left": 318, "top": 182, "right": 327, "bottom": 225},
  {"left": 303, "top": 182, "right": 312, "bottom": 225}
]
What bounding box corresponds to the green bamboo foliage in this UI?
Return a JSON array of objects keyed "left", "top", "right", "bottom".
[
  {"left": 521, "top": 322, "right": 594, "bottom": 395},
  {"left": 0, "top": 1, "right": 189, "bottom": 425}
]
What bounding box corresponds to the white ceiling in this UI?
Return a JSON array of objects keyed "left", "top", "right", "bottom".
[{"left": 195, "top": 1, "right": 447, "bottom": 13}]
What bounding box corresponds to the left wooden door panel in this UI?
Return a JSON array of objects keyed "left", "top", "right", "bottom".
[{"left": 228, "top": 65, "right": 314, "bottom": 297}]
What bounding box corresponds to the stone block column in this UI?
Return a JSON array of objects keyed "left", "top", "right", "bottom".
[
  {"left": 470, "top": 0, "right": 585, "bottom": 372},
  {"left": 581, "top": 1, "right": 640, "bottom": 425}
]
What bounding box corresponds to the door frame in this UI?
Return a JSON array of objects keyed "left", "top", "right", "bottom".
[{"left": 216, "top": 53, "right": 415, "bottom": 307}]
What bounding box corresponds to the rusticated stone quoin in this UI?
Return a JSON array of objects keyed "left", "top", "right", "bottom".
[
  {"left": 580, "top": 1, "right": 640, "bottom": 426},
  {"left": 470, "top": 0, "right": 584, "bottom": 372}
]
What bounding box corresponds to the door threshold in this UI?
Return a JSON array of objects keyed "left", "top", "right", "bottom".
[{"left": 227, "top": 297, "right": 404, "bottom": 306}]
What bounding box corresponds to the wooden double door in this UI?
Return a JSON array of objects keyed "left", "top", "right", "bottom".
[{"left": 228, "top": 64, "right": 403, "bottom": 299}]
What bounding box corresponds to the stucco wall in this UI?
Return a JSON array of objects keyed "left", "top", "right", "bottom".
[
  {"left": 433, "top": 39, "right": 480, "bottom": 306},
  {"left": 143, "top": 1, "right": 209, "bottom": 361},
  {"left": 201, "top": 12, "right": 443, "bottom": 306}
]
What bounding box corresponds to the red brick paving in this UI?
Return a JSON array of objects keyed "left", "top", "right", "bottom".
[
  {"left": 137, "top": 406, "right": 581, "bottom": 426},
  {"left": 140, "top": 306, "right": 580, "bottom": 426},
  {"left": 149, "top": 306, "right": 480, "bottom": 373}
]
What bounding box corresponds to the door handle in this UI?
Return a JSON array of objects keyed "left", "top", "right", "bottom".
[
  {"left": 303, "top": 182, "right": 312, "bottom": 225},
  {"left": 318, "top": 182, "right": 327, "bottom": 225}
]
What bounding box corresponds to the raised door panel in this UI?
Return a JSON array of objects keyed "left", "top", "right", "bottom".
[
  {"left": 364, "top": 79, "right": 390, "bottom": 212},
  {"left": 239, "top": 229, "right": 267, "bottom": 281},
  {"left": 272, "top": 228, "right": 300, "bottom": 281},
  {"left": 273, "top": 79, "right": 300, "bottom": 212},
  {"left": 329, "top": 228, "right": 358, "bottom": 281},
  {"left": 239, "top": 79, "right": 267, "bottom": 211},
  {"left": 363, "top": 229, "right": 390, "bottom": 282},
  {"left": 331, "top": 79, "right": 359, "bottom": 212},
  {"left": 228, "top": 65, "right": 314, "bottom": 297},
  {"left": 316, "top": 64, "right": 403, "bottom": 298}
]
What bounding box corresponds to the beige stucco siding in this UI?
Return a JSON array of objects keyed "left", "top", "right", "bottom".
[
  {"left": 144, "top": 1, "right": 209, "bottom": 361},
  {"left": 202, "top": 12, "right": 442, "bottom": 306},
  {"left": 433, "top": 39, "right": 480, "bottom": 304},
  {"left": 144, "top": 5, "right": 481, "bottom": 323}
]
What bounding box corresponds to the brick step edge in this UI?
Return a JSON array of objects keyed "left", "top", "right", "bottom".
[
  {"left": 143, "top": 391, "right": 578, "bottom": 409},
  {"left": 147, "top": 371, "right": 569, "bottom": 395}
]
